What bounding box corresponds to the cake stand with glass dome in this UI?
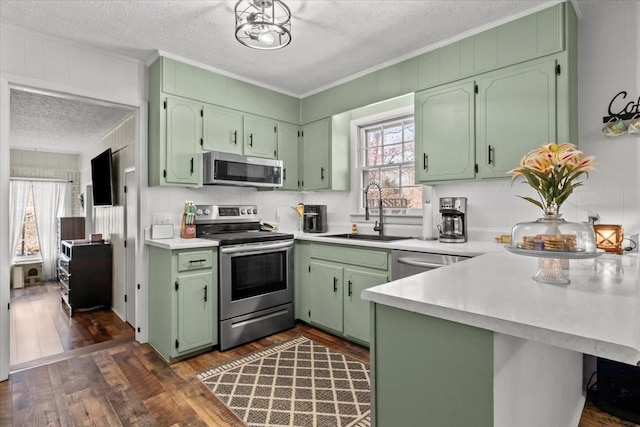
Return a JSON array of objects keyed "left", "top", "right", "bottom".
[{"left": 505, "top": 214, "right": 604, "bottom": 284}]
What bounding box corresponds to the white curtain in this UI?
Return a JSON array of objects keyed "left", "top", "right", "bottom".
[
  {"left": 32, "top": 181, "right": 71, "bottom": 280},
  {"left": 9, "top": 180, "right": 32, "bottom": 262}
]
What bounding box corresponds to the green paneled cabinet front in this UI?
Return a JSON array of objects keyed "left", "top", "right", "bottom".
[
  {"left": 277, "top": 122, "right": 300, "bottom": 190},
  {"left": 343, "top": 268, "right": 388, "bottom": 343},
  {"left": 176, "top": 271, "right": 214, "bottom": 354},
  {"left": 305, "top": 243, "right": 390, "bottom": 345},
  {"left": 294, "top": 242, "right": 312, "bottom": 322},
  {"left": 244, "top": 114, "right": 277, "bottom": 159},
  {"left": 148, "top": 246, "right": 217, "bottom": 362},
  {"left": 300, "top": 118, "right": 331, "bottom": 190},
  {"left": 476, "top": 59, "right": 557, "bottom": 178},
  {"left": 165, "top": 96, "right": 203, "bottom": 186},
  {"left": 202, "top": 104, "right": 243, "bottom": 154},
  {"left": 309, "top": 261, "right": 344, "bottom": 334},
  {"left": 415, "top": 80, "right": 476, "bottom": 182}
]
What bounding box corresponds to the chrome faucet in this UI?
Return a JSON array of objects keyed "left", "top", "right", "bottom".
[{"left": 364, "top": 182, "right": 384, "bottom": 236}]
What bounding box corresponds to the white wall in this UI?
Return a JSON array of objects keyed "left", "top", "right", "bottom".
[{"left": 0, "top": 25, "right": 145, "bottom": 381}]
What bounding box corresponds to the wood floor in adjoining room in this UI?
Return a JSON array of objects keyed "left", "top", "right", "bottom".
[
  {"left": 1, "top": 321, "right": 637, "bottom": 427},
  {"left": 9, "top": 281, "right": 134, "bottom": 369}
]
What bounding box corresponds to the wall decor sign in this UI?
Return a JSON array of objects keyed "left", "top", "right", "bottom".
[
  {"left": 602, "top": 91, "right": 640, "bottom": 137},
  {"left": 602, "top": 91, "right": 640, "bottom": 122}
]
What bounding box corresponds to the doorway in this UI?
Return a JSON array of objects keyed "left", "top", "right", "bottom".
[{"left": 5, "top": 87, "right": 138, "bottom": 371}]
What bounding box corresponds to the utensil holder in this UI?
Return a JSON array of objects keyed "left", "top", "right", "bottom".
[{"left": 180, "top": 214, "right": 196, "bottom": 239}]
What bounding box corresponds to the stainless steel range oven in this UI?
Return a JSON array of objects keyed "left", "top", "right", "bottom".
[{"left": 195, "top": 205, "right": 294, "bottom": 351}]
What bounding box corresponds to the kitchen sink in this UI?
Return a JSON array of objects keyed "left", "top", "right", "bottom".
[{"left": 320, "top": 233, "right": 412, "bottom": 242}]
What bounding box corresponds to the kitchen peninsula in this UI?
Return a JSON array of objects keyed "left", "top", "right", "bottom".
[{"left": 362, "top": 252, "right": 640, "bottom": 427}]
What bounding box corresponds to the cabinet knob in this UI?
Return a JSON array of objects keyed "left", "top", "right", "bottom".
[
  {"left": 348, "top": 280, "right": 352, "bottom": 296},
  {"left": 423, "top": 153, "right": 428, "bottom": 171},
  {"left": 333, "top": 277, "right": 338, "bottom": 293},
  {"left": 249, "top": 133, "right": 253, "bottom": 147}
]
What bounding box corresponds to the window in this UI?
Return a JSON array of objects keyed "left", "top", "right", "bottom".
[
  {"left": 358, "top": 115, "right": 421, "bottom": 212},
  {"left": 15, "top": 187, "right": 40, "bottom": 257}
]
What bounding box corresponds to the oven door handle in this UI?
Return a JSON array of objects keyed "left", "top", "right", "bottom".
[{"left": 220, "top": 240, "right": 294, "bottom": 255}]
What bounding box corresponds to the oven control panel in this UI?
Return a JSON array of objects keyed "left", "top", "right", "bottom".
[{"left": 194, "top": 204, "right": 260, "bottom": 223}]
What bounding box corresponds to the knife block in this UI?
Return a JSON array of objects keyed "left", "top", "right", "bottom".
[{"left": 180, "top": 214, "right": 196, "bottom": 239}]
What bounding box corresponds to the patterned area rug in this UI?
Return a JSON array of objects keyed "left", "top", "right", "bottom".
[{"left": 197, "top": 336, "right": 371, "bottom": 427}]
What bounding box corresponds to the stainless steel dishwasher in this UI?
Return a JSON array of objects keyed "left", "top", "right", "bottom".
[{"left": 391, "top": 250, "right": 472, "bottom": 280}]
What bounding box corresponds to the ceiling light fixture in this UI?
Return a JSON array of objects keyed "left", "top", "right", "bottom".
[{"left": 235, "top": 0, "right": 291, "bottom": 50}]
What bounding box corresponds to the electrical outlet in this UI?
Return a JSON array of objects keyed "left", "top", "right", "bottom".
[{"left": 152, "top": 212, "right": 173, "bottom": 225}]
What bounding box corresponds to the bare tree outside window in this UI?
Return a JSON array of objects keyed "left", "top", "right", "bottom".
[
  {"left": 15, "top": 187, "right": 40, "bottom": 257},
  {"left": 360, "top": 116, "right": 421, "bottom": 210}
]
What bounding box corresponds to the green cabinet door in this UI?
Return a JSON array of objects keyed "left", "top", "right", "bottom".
[
  {"left": 309, "top": 261, "right": 343, "bottom": 334},
  {"left": 415, "top": 81, "right": 476, "bottom": 182},
  {"left": 295, "top": 242, "right": 312, "bottom": 322},
  {"left": 202, "top": 104, "right": 243, "bottom": 154},
  {"left": 476, "top": 59, "right": 557, "bottom": 178},
  {"left": 277, "top": 122, "right": 300, "bottom": 190},
  {"left": 344, "top": 268, "right": 388, "bottom": 344},
  {"left": 166, "top": 96, "right": 202, "bottom": 186},
  {"left": 244, "top": 114, "right": 277, "bottom": 158},
  {"left": 301, "top": 118, "right": 330, "bottom": 190},
  {"left": 176, "top": 271, "right": 214, "bottom": 355}
]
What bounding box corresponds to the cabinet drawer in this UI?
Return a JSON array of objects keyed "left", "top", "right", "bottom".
[
  {"left": 311, "top": 244, "right": 389, "bottom": 271},
  {"left": 177, "top": 250, "right": 213, "bottom": 271}
]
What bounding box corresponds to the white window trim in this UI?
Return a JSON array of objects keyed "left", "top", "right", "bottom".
[{"left": 349, "top": 105, "right": 425, "bottom": 223}]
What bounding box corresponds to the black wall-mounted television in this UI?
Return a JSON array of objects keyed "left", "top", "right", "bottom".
[{"left": 90, "top": 148, "right": 114, "bottom": 206}]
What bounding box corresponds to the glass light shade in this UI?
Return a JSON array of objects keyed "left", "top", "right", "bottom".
[{"left": 235, "top": 0, "right": 291, "bottom": 50}]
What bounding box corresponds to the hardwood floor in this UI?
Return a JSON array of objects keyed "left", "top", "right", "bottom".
[
  {"left": 9, "top": 281, "right": 134, "bottom": 369},
  {"left": 2, "top": 296, "right": 637, "bottom": 426}
]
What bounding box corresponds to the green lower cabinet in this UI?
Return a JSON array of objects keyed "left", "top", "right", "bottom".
[
  {"left": 176, "top": 271, "right": 214, "bottom": 354},
  {"left": 309, "top": 261, "right": 344, "bottom": 334},
  {"left": 148, "top": 246, "right": 217, "bottom": 362},
  {"left": 371, "top": 304, "right": 493, "bottom": 426},
  {"left": 300, "top": 242, "right": 390, "bottom": 346},
  {"left": 343, "top": 268, "right": 387, "bottom": 343},
  {"left": 294, "top": 241, "right": 312, "bottom": 322}
]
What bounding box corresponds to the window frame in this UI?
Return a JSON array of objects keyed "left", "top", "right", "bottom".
[{"left": 351, "top": 107, "right": 422, "bottom": 217}]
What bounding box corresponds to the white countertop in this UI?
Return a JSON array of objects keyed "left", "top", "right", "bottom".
[
  {"left": 362, "top": 251, "right": 640, "bottom": 366},
  {"left": 295, "top": 233, "right": 503, "bottom": 256},
  {"left": 146, "top": 229, "right": 504, "bottom": 256},
  {"left": 144, "top": 236, "right": 219, "bottom": 250}
]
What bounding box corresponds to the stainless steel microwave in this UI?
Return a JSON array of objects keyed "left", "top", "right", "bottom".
[{"left": 203, "top": 152, "right": 283, "bottom": 187}]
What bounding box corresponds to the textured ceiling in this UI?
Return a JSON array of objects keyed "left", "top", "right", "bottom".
[
  {"left": 0, "top": 0, "right": 573, "bottom": 97},
  {"left": 1, "top": 0, "right": 610, "bottom": 154},
  {"left": 10, "top": 89, "right": 133, "bottom": 154}
]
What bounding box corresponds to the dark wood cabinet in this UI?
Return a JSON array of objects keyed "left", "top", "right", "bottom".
[{"left": 58, "top": 240, "right": 112, "bottom": 316}]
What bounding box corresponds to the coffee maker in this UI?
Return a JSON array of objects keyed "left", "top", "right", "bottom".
[
  {"left": 438, "top": 197, "right": 467, "bottom": 243},
  {"left": 303, "top": 205, "right": 328, "bottom": 233}
]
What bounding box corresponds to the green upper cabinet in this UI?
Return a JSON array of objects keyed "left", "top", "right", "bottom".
[
  {"left": 202, "top": 103, "right": 243, "bottom": 155},
  {"left": 416, "top": 56, "right": 568, "bottom": 184},
  {"left": 476, "top": 59, "right": 557, "bottom": 178},
  {"left": 165, "top": 96, "right": 202, "bottom": 186},
  {"left": 309, "top": 261, "right": 344, "bottom": 334},
  {"left": 301, "top": 118, "right": 331, "bottom": 190},
  {"left": 276, "top": 122, "right": 300, "bottom": 190},
  {"left": 415, "top": 80, "right": 476, "bottom": 182},
  {"left": 244, "top": 114, "right": 277, "bottom": 159},
  {"left": 343, "top": 268, "right": 388, "bottom": 343}
]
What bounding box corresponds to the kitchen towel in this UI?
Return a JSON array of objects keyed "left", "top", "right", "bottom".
[{"left": 422, "top": 202, "right": 434, "bottom": 240}]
